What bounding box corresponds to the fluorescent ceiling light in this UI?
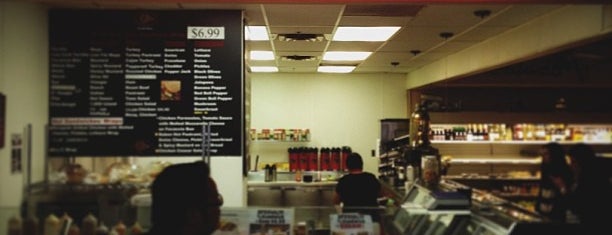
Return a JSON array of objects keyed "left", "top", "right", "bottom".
[
  {"left": 250, "top": 51, "right": 275, "bottom": 60},
  {"left": 318, "top": 66, "right": 356, "bottom": 73},
  {"left": 333, "top": 27, "right": 401, "bottom": 41},
  {"left": 250, "top": 66, "right": 278, "bottom": 72},
  {"left": 245, "top": 26, "right": 269, "bottom": 41},
  {"left": 323, "top": 51, "right": 372, "bottom": 61}
]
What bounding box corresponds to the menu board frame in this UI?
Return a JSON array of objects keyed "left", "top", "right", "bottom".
[{"left": 47, "top": 10, "right": 244, "bottom": 157}]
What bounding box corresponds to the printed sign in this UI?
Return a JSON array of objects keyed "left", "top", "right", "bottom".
[
  {"left": 48, "top": 10, "right": 244, "bottom": 157},
  {"left": 330, "top": 213, "right": 374, "bottom": 235}
]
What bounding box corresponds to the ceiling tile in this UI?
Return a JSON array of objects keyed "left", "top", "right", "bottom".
[
  {"left": 483, "top": 4, "right": 563, "bottom": 27},
  {"left": 327, "top": 41, "right": 384, "bottom": 52},
  {"left": 263, "top": 4, "right": 343, "bottom": 27},
  {"left": 359, "top": 52, "right": 414, "bottom": 67},
  {"left": 339, "top": 16, "right": 411, "bottom": 27},
  {"left": 274, "top": 41, "right": 328, "bottom": 52},
  {"left": 432, "top": 41, "right": 477, "bottom": 54},
  {"left": 246, "top": 41, "right": 273, "bottom": 51},
  {"left": 381, "top": 38, "right": 440, "bottom": 53},
  {"left": 454, "top": 26, "right": 512, "bottom": 42}
]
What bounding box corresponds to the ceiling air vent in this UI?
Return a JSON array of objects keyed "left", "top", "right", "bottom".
[
  {"left": 278, "top": 33, "right": 325, "bottom": 42},
  {"left": 281, "top": 55, "right": 317, "bottom": 61}
]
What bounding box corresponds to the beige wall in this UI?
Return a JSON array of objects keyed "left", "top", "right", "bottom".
[
  {"left": 0, "top": 1, "right": 48, "bottom": 208},
  {"left": 250, "top": 73, "right": 408, "bottom": 174}
]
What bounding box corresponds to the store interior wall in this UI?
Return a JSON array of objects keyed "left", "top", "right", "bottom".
[
  {"left": 8, "top": 1, "right": 610, "bottom": 222},
  {"left": 0, "top": 1, "right": 48, "bottom": 208},
  {"left": 250, "top": 73, "right": 408, "bottom": 175}
]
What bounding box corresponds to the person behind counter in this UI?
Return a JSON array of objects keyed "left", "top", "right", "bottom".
[
  {"left": 567, "top": 144, "right": 612, "bottom": 233},
  {"left": 535, "top": 142, "right": 573, "bottom": 223},
  {"left": 146, "top": 161, "right": 223, "bottom": 235},
  {"left": 333, "top": 152, "right": 385, "bottom": 222}
]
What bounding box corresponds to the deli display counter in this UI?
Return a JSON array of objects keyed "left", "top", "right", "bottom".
[
  {"left": 10, "top": 179, "right": 586, "bottom": 235},
  {"left": 383, "top": 180, "right": 581, "bottom": 235}
]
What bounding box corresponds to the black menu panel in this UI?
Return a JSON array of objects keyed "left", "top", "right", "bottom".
[{"left": 48, "top": 10, "right": 244, "bottom": 157}]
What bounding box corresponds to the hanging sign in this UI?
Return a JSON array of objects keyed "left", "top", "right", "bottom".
[{"left": 47, "top": 10, "right": 244, "bottom": 157}]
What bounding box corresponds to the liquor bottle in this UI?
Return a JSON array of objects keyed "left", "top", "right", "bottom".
[
  {"left": 466, "top": 124, "right": 474, "bottom": 141},
  {"left": 409, "top": 103, "right": 430, "bottom": 147},
  {"left": 8, "top": 215, "right": 21, "bottom": 235},
  {"left": 81, "top": 213, "right": 97, "bottom": 235},
  {"left": 406, "top": 101, "right": 440, "bottom": 188}
]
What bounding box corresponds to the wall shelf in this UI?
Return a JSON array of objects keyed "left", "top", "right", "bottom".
[
  {"left": 429, "top": 111, "right": 612, "bottom": 124},
  {"left": 432, "top": 140, "right": 611, "bottom": 145}
]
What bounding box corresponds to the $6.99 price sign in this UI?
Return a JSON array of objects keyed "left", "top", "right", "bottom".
[{"left": 187, "top": 26, "right": 225, "bottom": 40}]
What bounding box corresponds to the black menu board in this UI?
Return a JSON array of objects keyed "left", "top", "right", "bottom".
[{"left": 48, "top": 10, "right": 244, "bottom": 157}]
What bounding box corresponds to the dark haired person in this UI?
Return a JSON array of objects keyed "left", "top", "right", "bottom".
[
  {"left": 535, "top": 142, "right": 573, "bottom": 223},
  {"left": 567, "top": 143, "right": 612, "bottom": 233},
  {"left": 333, "top": 152, "right": 384, "bottom": 222},
  {"left": 146, "top": 161, "right": 223, "bottom": 235}
]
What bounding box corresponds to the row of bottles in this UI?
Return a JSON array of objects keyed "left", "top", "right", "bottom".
[
  {"left": 8, "top": 213, "right": 143, "bottom": 235},
  {"left": 430, "top": 123, "right": 612, "bottom": 142},
  {"left": 288, "top": 146, "right": 351, "bottom": 172},
  {"left": 250, "top": 128, "right": 311, "bottom": 141}
]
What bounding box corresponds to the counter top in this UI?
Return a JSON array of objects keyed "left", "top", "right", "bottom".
[{"left": 247, "top": 180, "right": 337, "bottom": 188}]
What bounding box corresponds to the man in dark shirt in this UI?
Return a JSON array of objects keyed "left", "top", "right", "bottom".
[{"left": 333, "top": 152, "right": 383, "bottom": 221}]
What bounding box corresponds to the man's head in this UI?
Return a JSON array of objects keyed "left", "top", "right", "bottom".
[
  {"left": 345, "top": 152, "right": 363, "bottom": 171},
  {"left": 150, "top": 161, "right": 222, "bottom": 235}
]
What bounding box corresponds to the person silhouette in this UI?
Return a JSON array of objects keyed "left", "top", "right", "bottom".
[
  {"left": 535, "top": 142, "right": 573, "bottom": 223},
  {"left": 333, "top": 152, "right": 384, "bottom": 222},
  {"left": 146, "top": 161, "right": 223, "bottom": 235}
]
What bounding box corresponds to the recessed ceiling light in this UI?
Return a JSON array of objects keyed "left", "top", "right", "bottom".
[
  {"left": 323, "top": 51, "right": 372, "bottom": 61},
  {"left": 250, "top": 51, "right": 275, "bottom": 60},
  {"left": 333, "top": 27, "right": 401, "bottom": 41},
  {"left": 245, "top": 26, "right": 269, "bottom": 41},
  {"left": 250, "top": 66, "right": 278, "bottom": 72},
  {"left": 318, "top": 66, "right": 356, "bottom": 73}
]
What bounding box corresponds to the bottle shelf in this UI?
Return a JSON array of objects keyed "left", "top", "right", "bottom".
[
  {"left": 250, "top": 128, "right": 311, "bottom": 142},
  {"left": 429, "top": 111, "right": 612, "bottom": 124},
  {"left": 448, "top": 158, "right": 540, "bottom": 164},
  {"left": 432, "top": 140, "right": 611, "bottom": 144},
  {"left": 445, "top": 175, "right": 539, "bottom": 181},
  {"left": 252, "top": 140, "right": 310, "bottom": 143}
]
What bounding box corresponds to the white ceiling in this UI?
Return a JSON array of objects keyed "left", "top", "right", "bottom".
[{"left": 30, "top": 0, "right": 567, "bottom": 74}]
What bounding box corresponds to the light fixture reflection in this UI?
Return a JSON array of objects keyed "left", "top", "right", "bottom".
[
  {"left": 317, "top": 66, "right": 355, "bottom": 73},
  {"left": 245, "top": 26, "right": 269, "bottom": 41},
  {"left": 323, "top": 51, "right": 372, "bottom": 61},
  {"left": 250, "top": 51, "right": 275, "bottom": 60},
  {"left": 250, "top": 66, "right": 278, "bottom": 72}
]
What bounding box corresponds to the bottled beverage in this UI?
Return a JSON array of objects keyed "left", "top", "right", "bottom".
[
  {"left": 44, "top": 214, "right": 61, "bottom": 235},
  {"left": 129, "top": 222, "right": 143, "bottom": 235},
  {"left": 81, "top": 213, "right": 98, "bottom": 235},
  {"left": 113, "top": 221, "right": 126, "bottom": 235},
  {"left": 23, "top": 216, "right": 38, "bottom": 235},
  {"left": 466, "top": 124, "right": 474, "bottom": 141},
  {"left": 409, "top": 103, "right": 431, "bottom": 147},
  {"left": 8, "top": 215, "right": 22, "bottom": 235},
  {"left": 406, "top": 101, "right": 440, "bottom": 187}
]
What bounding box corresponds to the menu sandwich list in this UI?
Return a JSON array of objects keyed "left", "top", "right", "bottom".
[{"left": 48, "top": 10, "right": 243, "bottom": 157}]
